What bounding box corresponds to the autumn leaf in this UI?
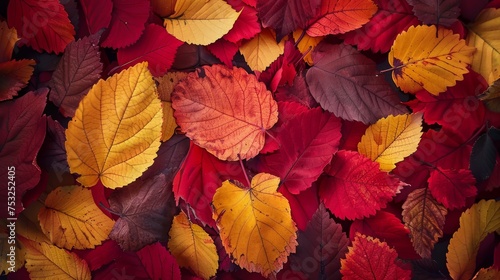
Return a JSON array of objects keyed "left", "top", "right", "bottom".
[
  {"left": 48, "top": 33, "right": 102, "bottom": 117},
  {"left": 207, "top": 39, "right": 240, "bottom": 67},
  {"left": 479, "top": 77, "right": 500, "bottom": 112},
  {"left": 212, "top": 173, "right": 298, "bottom": 277},
  {"left": 473, "top": 267, "right": 500, "bottom": 280},
  {"left": 320, "top": 150, "right": 404, "bottom": 220},
  {"left": 0, "top": 59, "right": 36, "bottom": 101},
  {"left": 0, "top": 226, "right": 25, "bottom": 274},
  {"left": 306, "top": 0, "right": 378, "bottom": 37},
  {"left": 358, "top": 113, "right": 423, "bottom": 172},
  {"left": 447, "top": 200, "right": 500, "bottom": 280},
  {"left": 38, "top": 185, "right": 114, "bottom": 250},
  {"left": 136, "top": 242, "right": 181, "bottom": 280},
  {"left": 79, "top": 0, "right": 112, "bottom": 34},
  {"left": 7, "top": 0, "right": 75, "bottom": 54},
  {"left": 0, "top": 20, "right": 18, "bottom": 63},
  {"left": 402, "top": 188, "right": 447, "bottom": 258},
  {"left": 156, "top": 72, "right": 188, "bottom": 142},
  {"left": 340, "top": 234, "right": 412, "bottom": 280},
  {"left": 293, "top": 30, "right": 323, "bottom": 65},
  {"left": 427, "top": 168, "right": 477, "bottom": 210},
  {"left": 407, "top": 0, "right": 461, "bottom": 26},
  {"left": 239, "top": 28, "right": 285, "bottom": 72},
  {"left": 306, "top": 43, "right": 408, "bottom": 124},
  {"left": 388, "top": 25, "right": 475, "bottom": 95},
  {"left": 224, "top": 0, "right": 261, "bottom": 43},
  {"left": 470, "top": 129, "right": 498, "bottom": 181},
  {"left": 65, "top": 62, "right": 163, "bottom": 188},
  {"left": 171, "top": 65, "right": 278, "bottom": 161},
  {"left": 164, "top": 0, "right": 240, "bottom": 45},
  {"left": 21, "top": 237, "right": 91, "bottom": 280},
  {"left": 467, "top": 8, "right": 500, "bottom": 84},
  {"left": 168, "top": 212, "right": 218, "bottom": 280}
]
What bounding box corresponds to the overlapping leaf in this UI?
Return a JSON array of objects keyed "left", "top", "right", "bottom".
[
  {"left": 224, "top": 0, "right": 261, "bottom": 43},
  {"left": 407, "top": 0, "right": 461, "bottom": 26},
  {"left": 470, "top": 129, "right": 498, "bottom": 181},
  {"left": 0, "top": 59, "right": 36, "bottom": 101},
  {"left": 65, "top": 62, "right": 163, "bottom": 188},
  {"left": 212, "top": 173, "right": 298, "bottom": 277},
  {"left": 136, "top": 242, "right": 181, "bottom": 280},
  {"left": 306, "top": 43, "right": 408, "bottom": 124},
  {"left": 428, "top": 168, "right": 477, "bottom": 210},
  {"left": 80, "top": 0, "right": 112, "bottom": 34},
  {"left": 156, "top": 72, "right": 187, "bottom": 142},
  {"left": 239, "top": 28, "right": 285, "bottom": 72},
  {"left": 389, "top": 25, "right": 475, "bottom": 95},
  {"left": 447, "top": 200, "right": 500, "bottom": 280},
  {"left": 171, "top": 65, "right": 278, "bottom": 161},
  {"left": 0, "top": 20, "right": 18, "bottom": 63},
  {"left": 479, "top": 78, "right": 500, "bottom": 112}
]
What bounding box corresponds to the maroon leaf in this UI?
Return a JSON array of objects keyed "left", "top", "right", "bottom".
[
  {"left": 306, "top": 43, "right": 407, "bottom": 124},
  {"left": 288, "top": 204, "right": 349, "bottom": 280},
  {"left": 48, "top": 33, "right": 102, "bottom": 117},
  {"left": 38, "top": 117, "right": 69, "bottom": 176},
  {"left": 256, "top": 0, "right": 321, "bottom": 41},
  {"left": 118, "top": 24, "right": 183, "bottom": 77},
  {"left": 275, "top": 75, "right": 318, "bottom": 109},
  {"left": 251, "top": 107, "right": 342, "bottom": 194},
  {"left": 407, "top": 0, "right": 461, "bottom": 26},
  {"left": 80, "top": 0, "right": 113, "bottom": 34},
  {"left": 427, "top": 167, "right": 477, "bottom": 210},
  {"left": 136, "top": 242, "right": 181, "bottom": 280},
  {"left": 0, "top": 89, "right": 47, "bottom": 217},
  {"left": 93, "top": 252, "right": 149, "bottom": 280},
  {"left": 142, "top": 135, "right": 190, "bottom": 181},
  {"left": 280, "top": 183, "right": 319, "bottom": 231}
]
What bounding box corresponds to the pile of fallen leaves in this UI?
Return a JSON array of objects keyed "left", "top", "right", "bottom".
[{"left": 1, "top": 0, "right": 500, "bottom": 279}]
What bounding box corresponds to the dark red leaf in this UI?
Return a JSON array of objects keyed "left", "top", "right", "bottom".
[
  {"left": 428, "top": 167, "right": 477, "bottom": 210},
  {"left": 80, "top": 0, "right": 113, "bottom": 34},
  {"left": 349, "top": 211, "right": 420, "bottom": 259},
  {"left": 224, "top": 0, "right": 261, "bottom": 43},
  {"left": 251, "top": 107, "right": 341, "bottom": 194},
  {"left": 206, "top": 39, "right": 239, "bottom": 68},
  {"left": 101, "top": 0, "right": 149, "bottom": 49},
  {"left": 136, "top": 242, "right": 181, "bottom": 280},
  {"left": 78, "top": 239, "right": 123, "bottom": 271},
  {"left": 256, "top": 0, "right": 321, "bottom": 41},
  {"left": 407, "top": 0, "right": 461, "bottom": 26},
  {"left": 48, "top": 33, "right": 102, "bottom": 117},
  {"left": 342, "top": 0, "right": 419, "bottom": 53},
  {"left": 7, "top": 0, "right": 75, "bottom": 54},
  {"left": 338, "top": 120, "right": 368, "bottom": 151},
  {"left": 142, "top": 135, "right": 190, "bottom": 181},
  {"left": 320, "top": 150, "right": 404, "bottom": 220},
  {"left": 93, "top": 252, "right": 149, "bottom": 280},
  {"left": 279, "top": 183, "right": 319, "bottom": 231},
  {"left": 275, "top": 75, "right": 318, "bottom": 109},
  {"left": 117, "top": 24, "right": 183, "bottom": 76},
  {"left": 306, "top": 43, "right": 407, "bottom": 124},
  {"left": 288, "top": 204, "right": 349, "bottom": 280},
  {"left": 38, "top": 117, "right": 69, "bottom": 176},
  {"left": 0, "top": 89, "right": 47, "bottom": 217}
]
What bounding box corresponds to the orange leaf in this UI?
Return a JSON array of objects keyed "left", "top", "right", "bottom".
[
  {"left": 168, "top": 212, "right": 218, "bottom": 280},
  {"left": 473, "top": 267, "right": 500, "bottom": 280},
  {"left": 0, "top": 20, "right": 18, "bottom": 63},
  {"left": 38, "top": 185, "right": 115, "bottom": 250},
  {"left": 0, "top": 59, "right": 35, "bottom": 101},
  {"left": 239, "top": 28, "right": 285, "bottom": 71},
  {"left": 447, "top": 200, "right": 500, "bottom": 280},
  {"left": 156, "top": 72, "right": 187, "bottom": 142},
  {"left": 172, "top": 65, "right": 278, "bottom": 161},
  {"left": 65, "top": 62, "right": 163, "bottom": 188},
  {"left": 212, "top": 173, "right": 298, "bottom": 277},
  {"left": 306, "top": 0, "right": 377, "bottom": 37},
  {"left": 402, "top": 188, "right": 447, "bottom": 258}
]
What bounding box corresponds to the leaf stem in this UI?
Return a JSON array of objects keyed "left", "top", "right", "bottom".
[
  {"left": 99, "top": 202, "right": 122, "bottom": 217},
  {"left": 238, "top": 155, "right": 252, "bottom": 188}
]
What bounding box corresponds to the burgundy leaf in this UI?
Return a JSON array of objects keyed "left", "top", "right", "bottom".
[{"left": 407, "top": 0, "right": 461, "bottom": 26}]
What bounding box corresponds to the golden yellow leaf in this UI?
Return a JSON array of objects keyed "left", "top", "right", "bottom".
[
  {"left": 17, "top": 201, "right": 51, "bottom": 244},
  {"left": 240, "top": 28, "right": 285, "bottom": 72},
  {"left": 473, "top": 267, "right": 500, "bottom": 280},
  {"left": 212, "top": 173, "right": 298, "bottom": 277},
  {"left": 168, "top": 212, "right": 218, "bottom": 280},
  {"left": 446, "top": 200, "right": 500, "bottom": 280},
  {"left": 293, "top": 29, "right": 324, "bottom": 65},
  {"left": 65, "top": 62, "right": 163, "bottom": 188},
  {"left": 467, "top": 8, "right": 500, "bottom": 84},
  {"left": 0, "top": 20, "right": 19, "bottom": 63},
  {"left": 156, "top": 72, "right": 187, "bottom": 142},
  {"left": 164, "top": 0, "right": 240, "bottom": 45},
  {"left": 22, "top": 238, "right": 91, "bottom": 280},
  {"left": 38, "top": 185, "right": 114, "bottom": 250},
  {"left": 479, "top": 78, "right": 500, "bottom": 112},
  {"left": 389, "top": 25, "right": 475, "bottom": 95},
  {"left": 358, "top": 113, "right": 423, "bottom": 172}
]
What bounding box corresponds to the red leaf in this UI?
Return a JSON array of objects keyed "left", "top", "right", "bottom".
[
  {"left": 78, "top": 240, "right": 123, "bottom": 271},
  {"left": 136, "top": 242, "right": 181, "bottom": 280},
  {"left": 407, "top": 0, "right": 461, "bottom": 26},
  {"left": 0, "top": 89, "right": 47, "bottom": 217},
  {"left": 101, "top": 0, "right": 149, "bottom": 49},
  {"left": 48, "top": 33, "right": 102, "bottom": 117},
  {"left": 0, "top": 59, "right": 35, "bottom": 101},
  {"left": 173, "top": 143, "right": 246, "bottom": 227},
  {"left": 275, "top": 75, "right": 318, "bottom": 109},
  {"left": 340, "top": 234, "right": 412, "bottom": 280},
  {"left": 342, "top": 0, "right": 419, "bottom": 53},
  {"left": 288, "top": 204, "right": 349, "bottom": 279},
  {"left": 320, "top": 150, "right": 404, "bottom": 220},
  {"left": 251, "top": 107, "right": 342, "bottom": 194},
  {"left": 428, "top": 168, "right": 477, "bottom": 210},
  {"left": 93, "top": 252, "right": 149, "bottom": 280},
  {"left": 224, "top": 0, "right": 261, "bottom": 43},
  {"left": 206, "top": 39, "right": 239, "bottom": 68},
  {"left": 306, "top": 43, "right": 407, "bottom": 124},
  {"left": 349, "top": 211, "right": 420, "bottom": 259},
  {"left": 338, "top": 120, "right": 368, "bottom": 151},
  {"left": 80, "top": 0, "right": 113, "bottom": 34},
  {"left": 7, "top": 0, "right": 75, "bottom": 54},
  {"left": 256, "top": 0, "right": 321, "bottom": 41},
  {"left": 279, "top": 183, "right": 319, "bottom": 231},
  {"left": 118, "top": 24, "right": 183, "bottom": 76}
]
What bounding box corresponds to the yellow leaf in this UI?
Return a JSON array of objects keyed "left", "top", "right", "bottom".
[
  {"left": 240, "top": 28, "right": 285, "bottom": 72},
  {"left": 212, "top": 173, "right": 298, "bottom": 277},
  {"left": 22, "top": 238, "right": 91, "bottom": 280},
  {"left": 473, "top": 267, "right": 500, "bottom": 280},
  {"left": 479, "top": 78, "right": 500, "bottom": 112},
  {"left": 446, "top": 200, "right": 500, "bottom": 280},
  {"left": 38, "top": 185, "right": 114, "bottom": 250},
  {"left": 467, "top": 8, "right": 500, "bottom": 84},
  {"left": 389, "top": 25, "right": 475, "bottom": 95},
  {"left": 358, "top": 113, "right": 423, "bottom": 172},
  {"left": 17, "top": 201, "right": 51, "bottom": 244},
  {"left": 168, "top": 212, "right": 218, "bottom": 280},
  {"left": 164, "top": 0, "right": 240, "bottom": 45},
  {"left": 293, "top": 29, "right": 324, "bottom": 65},
  {"left": 156, "top": 72, "right": 187, "bottom": 142},
  {"left": 65, "top": 62, "right": 163, "bottom": 188},
  {"left": 0, "top": 226, "right": 25, "bottom": 274}
]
